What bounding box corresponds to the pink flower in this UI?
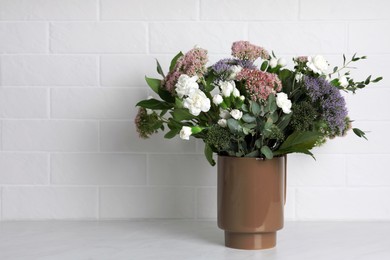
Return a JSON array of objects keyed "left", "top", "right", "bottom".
[
  {"left": 231, "top": 41, "right": 270, "bottom": 61},
  {"left": 162, "top": 47, "right": 208, "bottom": 93},
  {"left": 236, "top": 68, "right": 282, "bottom": 101},
  {"left": 295, "top": 56, "right": 308, "bottom": 63}
]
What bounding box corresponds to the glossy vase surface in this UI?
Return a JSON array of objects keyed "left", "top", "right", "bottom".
[{"left": 217, "top": 156, "right": 286, "bottom": 250}]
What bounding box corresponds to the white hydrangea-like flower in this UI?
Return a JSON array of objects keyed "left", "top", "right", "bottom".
[
  {"left": 213, "top": 94, "right": 223, "bottom": 105},
  {"left": 306, "top": 55, "right": 328, "bottom": 75},
  {"left": 295, "top": 72, "right": 303, "bottom": 82},
  {"left": 277, "top": 57, "right": 287, "bottom": 67},
  {"left": 232, "top": 88, "right": 240, "bottom": 97},
  {"left": 269, "top": 58, "right": 278, "bottom": 68},
  {"left": 179, "top": 126, "right": 192, "bottom": 140},
  {"left": 220, "top": 81, "right": 235, "bottom": 97},
  {"left": 338, "top": 76, "right": 349, "bottom": 88},
  {"left": 218, "top": 119, "right": 227, "bottom": 128},
  {"left": 230, "top": 109, "right": 243, "bottom": 120},
  {"left": 239, "top": 95, "right": 245, "bottom": 101},
  {"left": 183, "top": 89, "right": 211, "bottom": 116},
  {"left": 276, "top": 93, "right": 292, "bottom": 114},
  {"left": 175, "top": 74, "right": 199, "bottom": 98},
  {"left": 227, "top": 65, "right": 242, "bottom": 80}
]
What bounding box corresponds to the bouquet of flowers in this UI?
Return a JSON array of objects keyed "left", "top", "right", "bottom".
[{"left": 135, "top": 41, "right": 382, "bottom": 165}]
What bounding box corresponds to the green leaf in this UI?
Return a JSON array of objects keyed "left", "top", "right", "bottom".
[
  {"left": 169, "top": 51, "right": 184, "bottom": 72},
  {"left": 245, "top": 150, "right": 260, "bottom": 157},
  {"left": 172, "top": 108, "right": 195, "bottom": 121},
  {"left": 365, "top": 75, "right": 371, "bottom": 85},
  {"left": 145, "top": 77, "right": 161, "bottom": 94},
  {"left": 279, "top": 131, "right": 321, "bottom": 151},
  {"left": 250, "top": 101, "right": 261, "bottom": 116},
  {"left": 156, "top": 59, "right": 165, "bottom": 77},
  {"left": 136, "top": 99, "right": 173, "bottom": 110},
  {"left": 242, "top": 114, "right": 256, "bottom": 123},
  {"left": 164, "top": 129, "right": 179, "bottom": 139},
  {"left": 227, "top": 118, "right": 241, "bottom": 132},
  {"left": 267, "top": 94, "right": 277, "bottom": 113},
  {"left": 372, "top": 77, "right": 383, "bottom": 83},
  {"left": 191, "top": 126, "right": 203, "bottom": 134},
  {"left": 158, "top": 88, "right": 175, "bottom": 103},
  {"left": 261, "top": 146, "right": 273, "bottom": 159},
  {"left": 260, "top": 61, "right": 268, "bottom": 71},
  {"left": 353, "top": 128, "right": 368, "bottom": 140},
  {"left": 279, "top": 69, "right": 292, "bottom": 81},
  {"left": 204, "top": 73, "right": 216, "bottom": 92},
  {"left": 204, "top": 144, "right": 216, "bottom": 166},
  {"left": 277, "top": 113, "right": 292, "bottom": 131}
]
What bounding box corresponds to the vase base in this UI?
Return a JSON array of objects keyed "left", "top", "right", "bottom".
[{"left": 224, "top": 231, "right": 276, "bottom": 250}]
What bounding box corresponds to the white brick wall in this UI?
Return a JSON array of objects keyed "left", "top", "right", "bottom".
[{"left": 0, "top": 0, "right": 389, "bottom": 221}]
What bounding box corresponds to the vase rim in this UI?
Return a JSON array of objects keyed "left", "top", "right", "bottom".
[{"left": 217, "top": 155, "right": 286, "bottom": 161}]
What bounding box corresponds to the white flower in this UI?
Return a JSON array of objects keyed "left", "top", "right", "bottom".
[
  {"left": 218, "top": 119, "right": 227, "bottom": 128},
  {"left": 179, "top": 126, "right": 192, "bottom": 140},
  {"left": 306, "top": 55, "right": 328, "bottom": 75},
  {"left": 175, "top": 74, "right": 199, "bottom": 98},
  {"left": 295, "top": 73, "right": 303, "bottom": 82},
  {"left": 213, "top": 94, "right": 223, "bottom": 105},
  {"left": 219, "top": 109, "right": 231, "bottom": 119},
  {"left": 232, "top": 88, "right": 240, "bottom": 97},
  {"left": 338, "top": 76, "right": 349, "bottom": 88},
  {"left": 220, "top": 81, "right": 235, "bottom": 97},
  {"left": 183, "top": 89, "right": 211, "bottom": 116},
  {"left": 227, "top": 65, "right": 242, "bottom": 80},
  {"left": 276, "top": 93, "right": 292, "bottom": 114},
  {"left": 230, "top": 109, "right": 243, "bottom": 120},
  {"left": 277, "top": 58, "right": 287, "bottom": 67},
  {"left": 239, "top": 95, "right": 245, "bottom": 101},
  {"left": 269, "top": 58, "right": 278, "bottom": 68}
]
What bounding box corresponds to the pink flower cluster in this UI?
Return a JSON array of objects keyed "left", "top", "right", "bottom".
[
  {"left": 163, "top": 47, "right": 208, "bottom": 93},
  {"left": 236, "top": 68, "right": 282, "bottom": 101},
  {"left": 231, "top": 41, "right": 270, "bottom": 61},
  {"left": 295, "top": 56, "right": 308, "bottom": 63}
]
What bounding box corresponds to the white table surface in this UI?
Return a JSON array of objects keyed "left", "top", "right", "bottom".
[{"left": 0, "top": 220, "right": 389, "bottom": 260}]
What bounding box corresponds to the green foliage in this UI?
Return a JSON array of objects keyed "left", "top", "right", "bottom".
[
  {"left": 291, "top": 101, "right": 317, "bottom": 132},
  {"left": 205, "top": 125, "right": 231, "bottom": 152},
  {"left": 204, "top": 144, "right": 216, "bottom": 166},
  {"left": 136, "top": 99, "right": 173, "bottom": 110},
  {"left": 135, "top": 108, "right": 162, "bottom": 139},
  {"left": 169, "top": 52, "right": 183, "bottom": 72},
  {"left": 353, "top": 128, "right": 367, "bottom": 140},
  {"left": 274, "top": 131, "right": 323, "bottom": 157}
]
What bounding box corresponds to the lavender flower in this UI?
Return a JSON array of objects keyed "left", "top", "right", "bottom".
[
  {"left": 304, "top": 76, "right": 348, "bottom": 136},
  {"left": 212, "top": 58, "right": 256, "bottom": 74}
]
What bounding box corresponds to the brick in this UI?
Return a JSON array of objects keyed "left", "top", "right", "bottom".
[
  {"left": 99, "top": 121, "right": 196, "bottom": 153},
  {"left": 0, "top": 153, "right": 48, "bottom": 184},
  {"left": 0, "top": 23, "right": 47, "bottom": 53},
  {"left": 101, "top": 0, "right": 198, "bottom": 20},
  {"left": 347, "top": 54, "right": 390, "bottom": 88},
  {"left": 347, "top": 88, "right": 390, "bottom": 121},
  {"left": 349, "top": 22, "right": 390, "bottom": 54},
  {"left": 150, "top": 23, "right": 246, "bottom": 54},
  {"left": 0, "top": 0, "right": 97, "bottom": 20},
  {"left": 249, "top": 22, "right": 346, "bottom": 54},
  {"left": 201, "top": 0, "right": 298, "bottom": 20},
  {"left": 300, "top": 0, "right": 390, "bottom": 20},
  {"left": 2, "top": 120, "right": 99, "bottom": 151},
  {"left": 51, "top": 153, "right": 146, "bottom": 185},
  {"left": 148, "top": 154, "right": 216, "bottom": 186},
  {"left": 296, "top": 188, "right": 390, "bottom": 220},
  {"left": 100, "top": 55, "right": 171, "bottom": 86},
  {"left": 2, "top": 187, "right": 97, "bottom": 220},
  {"left": 347, "top": 155, "right": 390, "bottom": 186},
  {"left": 50, "top": 22, "right": 147, "bottom": 53},
  {"left": 313, "top": 122, "right": 390, "bottom": 154},
  {"left": 99, "top": 187, "right": 195, "bottom": 219},
  {"left": 288, "top": 154, "right": 346, "bottom": 186},
  {"left": 51, "top": 88, "right": 147, "bottom": 119},
  {"left": 0, "top": 55, "right": 98, "bottom": 86},
  {"left": 0, "top": 88, "right": 47, "bottom": 118}
]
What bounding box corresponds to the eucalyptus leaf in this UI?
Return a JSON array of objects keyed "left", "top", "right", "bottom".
[
  {"left": 242, "top": 114, "right": 256, "bottom": 123},
  {"left": 136, "top": 99, "right": 173, "bottom": 110},
  {"left": 261, "top": 146, "right": 273, "bottom": 159}
]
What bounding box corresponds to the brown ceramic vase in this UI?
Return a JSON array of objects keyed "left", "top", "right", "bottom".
[{"left": 217, "top": 155, "right": 286, "bottom": 250}]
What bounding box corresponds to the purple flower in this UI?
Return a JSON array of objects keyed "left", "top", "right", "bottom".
[
  {"left": 304, "top": 76, "right": 348, "bottom": 135},
  {"left": 212, "top": 58, "right": 256, "bottom": 74}
]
